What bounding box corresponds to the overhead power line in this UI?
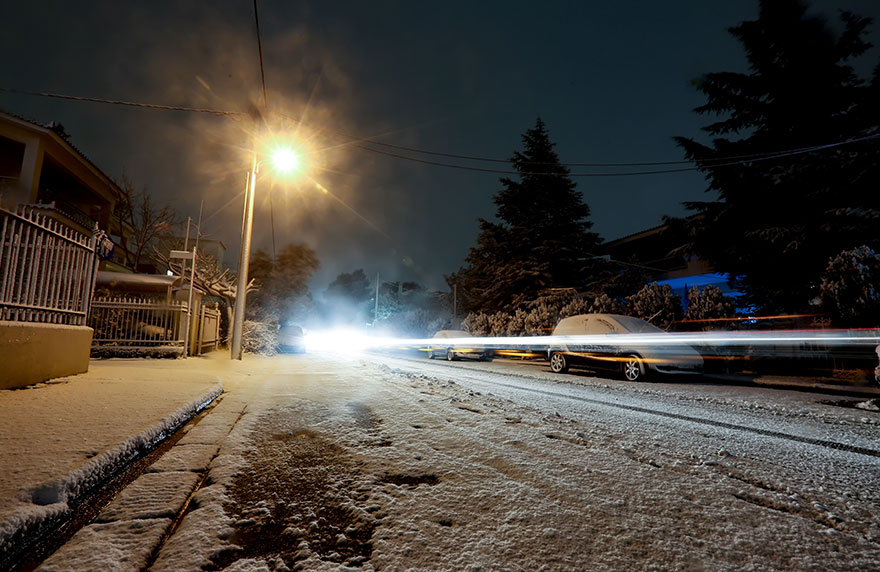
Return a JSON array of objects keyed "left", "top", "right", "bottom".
[
  {"left": 0, "top": 87, "right": 243, "bottom": 115},
  {"left": 333, "top": 132, "right": 866, "bottom": 167},
  {"left": 252, "top": 0, "right": 268, "bottom": 110},
  {"left": 274, "top": 109, "right": 879, "bottom": 168},
  {"left": 345, "top": 132, "right": 880, "bottom": 177},
  {"left": 4, "top": 86, "right": 878, "bottom": 176},
  {"left": 271, "top": 110, "right": 880, "bottom": 177}
]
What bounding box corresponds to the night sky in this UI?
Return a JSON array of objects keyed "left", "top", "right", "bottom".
[{"left": 2, "top": 1, "right": 878, "bottom": 291}]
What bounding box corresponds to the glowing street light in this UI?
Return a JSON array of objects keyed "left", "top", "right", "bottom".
[{"left": 271, "top": 147, "right": 299, "bottom": 173}]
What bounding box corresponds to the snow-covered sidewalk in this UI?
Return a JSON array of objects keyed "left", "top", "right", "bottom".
[{"left": 0, "top": 358, "right": 224, "bottom": 567}]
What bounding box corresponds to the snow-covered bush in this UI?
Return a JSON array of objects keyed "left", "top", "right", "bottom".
[
  {"left": 625, "top": 283, "right": 682, "bottom": 329},
  {"left": 483, "top": 311, "right": 506, "bottom": 336},
  {"left": 685, "top": 285, "right": 736, "bottom": 323},
  {"left": 506, "top": 308, "right": 529, "bottom": 336},
  {"left": 391, "top": 309, "right": 450, "bottom": 338},
  {"left": 524, "top": 301, "right": 559, "bottom": 335},
  {"left": 587, "top": 293, "right": 625, "bottom": 315},
  {"left": 560, "top": 296, "right": 592, "bottom": 318},
  {"left": 819, "top": 245, "right": 880, "bottom": 327},
  {"left": 462, "top": 312, "right": 490, "bottom": 334},
  {"left": 242, "top": 320, "right": 279, "bottom": 355},
  {"left": 427, "top": 315, "right": 452, "bottom": 335}
]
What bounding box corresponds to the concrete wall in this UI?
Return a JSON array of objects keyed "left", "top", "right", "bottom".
[{"left": 0, "top": 321, "right": 92, "bottom": 389}]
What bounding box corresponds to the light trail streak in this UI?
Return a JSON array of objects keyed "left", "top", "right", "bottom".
[{"left": 304, "top": 328, "right": 880, "bottom": 357}]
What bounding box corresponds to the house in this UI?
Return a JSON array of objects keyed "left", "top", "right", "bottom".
[
  {"left": 0, "top": 110, "right": 127, "bottom": 388},
  {"left": 601, "top": 217, "right": 741, "bottom": 304},
  {"left": 0, "top": 110, "right": 127, "bottom": 237}
]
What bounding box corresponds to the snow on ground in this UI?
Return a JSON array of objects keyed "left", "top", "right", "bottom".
[
  {"left": 148, "top": 353, "right": 880, "bottom": 571},
  {"left": 0, "top": 358, "right": 221, "bottom": 565}
]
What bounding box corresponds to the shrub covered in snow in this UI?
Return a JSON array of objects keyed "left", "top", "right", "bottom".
[
  {"left": 91, "top": 346, "right": 183, "bottom": 359},
  {"left": 626, "top": 283, "right": 682, "bottom": 329},
  {"left": 241, "top": 320, "right": 279, "bottom": 355},
  {"left": 387, "top": 309, "right": 450, "bottom": 338},
  {"left": 685, "top": 285, "right": 736, "bottom": 323},
  {"left": 819, "top": 245, "right": 880, "bottom": 327},
  {"left": 488, "top": 311, "right": 511, "bottom": 336},
  {"left": 524, "top": 300, "right": 559, "bottom": 335},
  {"left": 462, "top": 312, "right": 490, "bottom": 335},
  {"left": 505, "top": 308, "right": 528, "bottom": 336},
  {"left": 588, "top": 293, "right": 626, "bottom": 315}
]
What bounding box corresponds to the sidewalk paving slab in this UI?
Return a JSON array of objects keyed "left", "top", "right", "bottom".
[
  {"left": 0, "top": 358, "right": 223, "bottom": 569},
  {"left": 24, "top": 357, "right": 262, "bottom": 571},
  {"left": 36, "top": 518, "right": 172, "bottom": 572}
]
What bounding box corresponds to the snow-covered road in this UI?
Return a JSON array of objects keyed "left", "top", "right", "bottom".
[{"left": 41, "top": 353, "right": 880, "bottom": 571}]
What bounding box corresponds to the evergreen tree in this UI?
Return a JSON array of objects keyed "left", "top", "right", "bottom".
[
  {"left": 247, "top": 244, "right": 319, "bottom": 321},
  {"left": 454, "top": 118, "right": 601, "bottom": 313},
  {"left": 674, "top": 0, "right": 880, "bottom": 313},
  {"left": 323, "top": 269, "right": 374, "bottom": 325},
  {"left": 819, "top": 245, "right": 880, "bottom": 327}
]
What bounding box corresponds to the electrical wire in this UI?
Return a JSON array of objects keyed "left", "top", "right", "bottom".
[
  {"left": 269, "top": 110, "right": 880, "bottom": 176},
  {"left": 272, "top": 109, "right": 880, "bottom": 168},
  {"left": 346, "top": 133, "right": 880, "bottom": 177},
  {"left": 251, "top": 0, "right": 276, "bottom": 260},
  {"left": 4, "top": 86, "right": 878, "bottom": 176},
  {"left": 0, "top": 87, "right": 243, "bottom": 115},
  {"left": 253, "top": 0, "right": 268, "bottom": 110},
  {"left": 328, "top": 131, "right": 863, "bottom": 167}
]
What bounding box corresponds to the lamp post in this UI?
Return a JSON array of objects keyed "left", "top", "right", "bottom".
[
  {"left": 230, "top": 150, "right": 258, "bottom": 360},
  {"left": 230, "top": 139, "right": 300, "bottom": 360}
]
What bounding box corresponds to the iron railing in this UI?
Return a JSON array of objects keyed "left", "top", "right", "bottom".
[
  {"left": 0, "top": 204, "right": 99, "bottom": 325},
  {"left": 89, "top": 296, "right": 187, "bottom": 348}
]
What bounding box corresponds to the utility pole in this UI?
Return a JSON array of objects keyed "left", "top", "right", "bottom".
[
  {"left": 170, "top": 218, "right": 197, "bottom": 358},
  {"left": 183, "top": 218, "right": 192, "bottom": 357},
  {"left": 453, "top": 283, "right": 457, "bottom": 325},
  {"left": 231, "top": 157, "right": 257, "bottom": 360},
  {"left": 374, "top": 271, "right": 380, "bottom": 325}
]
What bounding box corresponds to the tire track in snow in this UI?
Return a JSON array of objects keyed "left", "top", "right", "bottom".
[{"left": 380, "top": 356, "right": 880, "bottom": 459}]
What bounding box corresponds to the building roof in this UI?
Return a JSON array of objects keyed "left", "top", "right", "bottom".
[
  {"left": 0, "top": 109, "right": 125, "bottom": 200},
  {"left": 603, "top": 213, "right": 704, "bottom": 249},
  {"left": 96, "top": 271, "right": 176, "bottom": 288}
]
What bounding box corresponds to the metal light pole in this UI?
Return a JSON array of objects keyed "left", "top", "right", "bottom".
[{"left": 230, "top": 149, "right": 258, "bottom": 360}]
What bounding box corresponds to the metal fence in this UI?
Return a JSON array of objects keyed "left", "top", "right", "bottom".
[
  {"left": 89, "top": 296, "right": 187, "bottom": 348},
  {"left": 0, "top": 204, "right": 99, "bottom": 325}
]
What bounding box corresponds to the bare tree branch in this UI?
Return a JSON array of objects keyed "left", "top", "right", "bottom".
[{"left": 115, "top": 171, "right": 180, "bottom": 270}]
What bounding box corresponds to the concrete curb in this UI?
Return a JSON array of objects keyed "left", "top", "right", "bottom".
[{"left": 35, "top": 390, "right": 248, "bottom": 571}]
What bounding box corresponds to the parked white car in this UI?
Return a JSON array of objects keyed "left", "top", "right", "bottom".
[
  {"left": 547, "top": 313, "right": 703, "bottom": 381},
  {"left": 427, "top": 330, "right": 492, "bottom": 361},
  {"left": 277, "top": 322, "right": 305, "bottom": 354}
]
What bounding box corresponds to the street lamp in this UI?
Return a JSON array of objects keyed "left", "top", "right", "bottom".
[
  {"left": 230, "top": 142, "right": 299, "bottom": 360},
  {"left": 271, "top": 147, "right": 299, "bottom": 173}
]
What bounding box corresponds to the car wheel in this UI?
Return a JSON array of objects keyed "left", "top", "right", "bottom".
[
  {"left": 549, "top": 352, "right": 569, "bottom": 373},
  {"left": 446, "top": 349, "right": 456, "bottom": 361},
  {"left": 622, "top": 354, "right": 645, "bottom": 381}
]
